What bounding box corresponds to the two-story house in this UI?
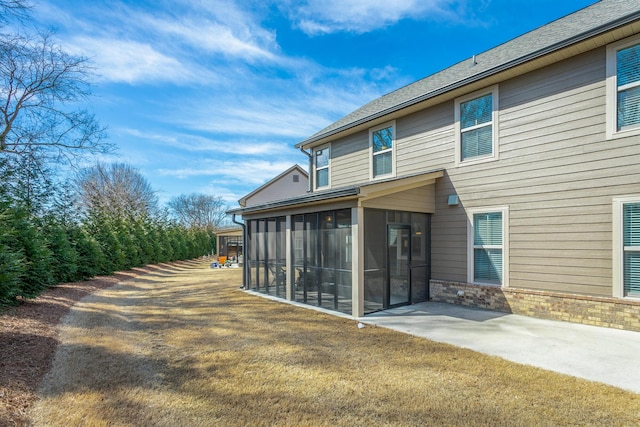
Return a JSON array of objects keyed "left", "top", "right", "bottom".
[{"left": 228, "top": 0, "right": 640, "bottom": 331}]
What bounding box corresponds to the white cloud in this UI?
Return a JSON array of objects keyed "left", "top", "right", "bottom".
[
  {"left": 120, "top": 128, "right": 291, "bottom": 155},
  {"left": 158, "top": 159, "right": 297, "bottom": 186},
  {"left": 65, "top": 37, "right": 196, "bottom": 84},
  {"left": 135, "top": 7, "right": 279, "bottom": 62},
  {"left": 173, "top": 62, "right": 399, "bottom": 140},
  {"left": 284, "top": 0, "right": 457, "bottom": 35},
  {"left": 40, "top": 0, "right": 406, "bottom": 126},
  {"left": 184, "top": 101, "right": 330, "bottom": 139},
  {"left": 39, "top": 0, "right": 283, "bottom": 85}
]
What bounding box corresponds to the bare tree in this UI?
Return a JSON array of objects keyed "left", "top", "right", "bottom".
[
  {"left": 76, "top": 162, "right": 158, "bottom": 218},
  {"left": 0, "top": 0, "right": 31, "bottom": 25},
  {"left": 168, "top": 193, "right": 228, "bottom": 230},
  {"left": 0, "top": 32, "right": 110, "bottom": 162}
]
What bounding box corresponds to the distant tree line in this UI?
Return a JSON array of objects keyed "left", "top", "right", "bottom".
[{"left": 0, "top": 1, "right": 228, "bottom": 306}]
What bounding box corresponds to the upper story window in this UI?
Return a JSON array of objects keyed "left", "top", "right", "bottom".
[
  {"left": 607, "top": 35, "right": 640, "bottom": 139},
  {"left": 455, "top": 86, "right": 499, "bottom": 166},
  {"left": 314, "top": 145, "right": 330, "bottom": 189},
  {"left": 370, "top": 121, "right": 396, "bottom": 179}
]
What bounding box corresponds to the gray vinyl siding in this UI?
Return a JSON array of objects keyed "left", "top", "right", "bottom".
[
  {"left": 330, "top": 105, "right": 456, "bottom": 188},
  {"left": 459, "top": 46, "right": 629, "bottom": 296},
  {"left": 439, "top": 47, "right": 619, "bottom": 296},
  {"left": 330, "top": 130, "right": 369, "bottom": 188},
  {"left": 432, "top": 178, "right": 467, "bottom": 282},
  {"left": 325, "top": 44, "right": 640, "bottom": 297},
  {"left": 397, "top": 102, "right": 455, "bottom": 173}
]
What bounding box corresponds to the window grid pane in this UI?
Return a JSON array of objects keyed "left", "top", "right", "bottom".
[
  {"left": 617, "top": 43, "right": 640, "bottom": 87},
  {"left": 316, "top": 168, "right": 328, "bottom": 187},
  {"left": 315, "top": 148, "right": 328, "bottom": 168},
  {"left": 474, "top": 212, "right": 502, "bottom": 246},
  {"left": 372, "top": 127, "right": 393, "bottom": 153},
  {"left": 624, "top": 203, "right": 640, "bottom": 246},
  {"left": 624, "top": 252, "right": 640, "bottom": 296},
  {"left": 618, "top": 86, "right": 640, "bottom": 130},
  {"left": 461, "top": 94, "right": 492, "bottom": 129},
  {"left": 373, "top": 151, "right": 392, "bottom": 177},
  {"left": 624, "top": 203, "right": 640, "bottom": 296},
  {"left": 617, "top": 43, "right": 640, "bottom": 131},
  {"left": 474, "top": 248, "right": 502, "bottom": 283},
  {"left": 462, "top": 125, "right": 493, "bottom": 160}
]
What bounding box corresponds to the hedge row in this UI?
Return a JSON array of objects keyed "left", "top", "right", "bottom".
[{"left": 0, "top": 206, "right": 216, "bottom": 306}]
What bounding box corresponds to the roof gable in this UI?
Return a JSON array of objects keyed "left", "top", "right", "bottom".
[{"left": 238, "top": 164, "right": 309, "bottom": 207}]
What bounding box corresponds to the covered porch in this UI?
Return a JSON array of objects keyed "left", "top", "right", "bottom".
[{"left": 228, "top": 169, "right": 443, "bottom": 317}]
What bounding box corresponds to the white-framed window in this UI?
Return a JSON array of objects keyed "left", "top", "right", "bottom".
[
  {"left": 467, "top": 206, "right": 509, "bottom": 286},
  {"left": 606, "top": 35, "right": 640, "bottom": 140},
  {"left": 613, "top": 197, "right": 640, "bottom": 299},
  {"left": 369, "top": 121, "right": 396, "bottom": 179},
  {"left": 455, "top": 85, "right": 499, "bottom": 166},
  {"left": 314, "top": 144, "right": 330, "bottom": 189}
]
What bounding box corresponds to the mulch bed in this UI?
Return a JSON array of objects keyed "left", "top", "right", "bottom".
[{"left": 0, "top": 263, "right": 179, "bottom": 427}]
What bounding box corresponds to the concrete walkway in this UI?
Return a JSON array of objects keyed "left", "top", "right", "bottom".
[{"left": 362, "top": 302, "right": 640, "bottom": 394}]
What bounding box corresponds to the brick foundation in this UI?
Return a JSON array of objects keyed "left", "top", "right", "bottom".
[{"left": 430, "top": 280, "right": 640, "bottom": 332}]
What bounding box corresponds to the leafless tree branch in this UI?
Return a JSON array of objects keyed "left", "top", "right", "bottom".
[
  {"left": 0, "top": 32, "right": 111, "bottom": 163},
  {"left": 75, "top": 163, "right": 158, "bottom": 219},
  {"left": 168, "top": 193, "right": 229, "bottom": 230},
  {"left": 0, "top": 0, "right": 31, "bottom": 26}
]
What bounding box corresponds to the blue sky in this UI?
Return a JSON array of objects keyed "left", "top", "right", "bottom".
[{"left": 31, "top": 0, "right": 595, "bottom": 208}]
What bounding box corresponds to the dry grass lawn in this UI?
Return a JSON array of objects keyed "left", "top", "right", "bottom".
[{"left": 29, "top": 261, "right": 640, "bottom": 426}]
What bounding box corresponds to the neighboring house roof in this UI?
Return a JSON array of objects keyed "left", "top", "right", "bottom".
[
  {"left": 297, "top": 0, "right": 640, "bottom": 148},
  {"left": 237, "top": 164, "right": 309, "bottom": 207},
  {"left": 215, "top": 227, "right": 243, "bottom": 237},
  {"left": 229, "top": 186, "right": 360, "bottom": 215}
]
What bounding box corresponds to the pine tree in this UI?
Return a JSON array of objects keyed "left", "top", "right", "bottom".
[
  {"left": 0, "top": 208, "right": 25, "bottom": 305},
  {"left": 44, "top": 219, "right": 79, "bottom": 283},
  {"left": 71, "top": 225, "right": 105, "bottom": 280}
]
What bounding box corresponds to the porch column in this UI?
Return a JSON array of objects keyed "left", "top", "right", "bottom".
[
  {"left": 285, "top": 215, "right": 293, "bottom": 300},
  {"left": 352, "top": 206, "right": 364, "bottom": 317}
]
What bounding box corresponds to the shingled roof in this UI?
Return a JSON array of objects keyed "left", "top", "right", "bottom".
[{"left": 296, "top": 0, "right": 640, "bottom": 148}]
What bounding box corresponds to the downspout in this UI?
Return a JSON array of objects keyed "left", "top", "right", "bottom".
[
  {"left": 232, "top": 214, "right": 246, "bottom": 289},
  {"left": 299, "top": 146, "right": 313, "bottom": 192}
]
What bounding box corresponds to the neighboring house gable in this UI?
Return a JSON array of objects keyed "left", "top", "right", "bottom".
[{"left": 238, "top": 165, "right": 308, "bottom": 208}]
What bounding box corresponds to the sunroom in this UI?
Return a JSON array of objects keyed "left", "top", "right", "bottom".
[{"left": 228, "top": 169, "right": 443, "bottom": 317}]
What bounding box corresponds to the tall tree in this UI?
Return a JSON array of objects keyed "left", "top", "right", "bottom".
[
  {"left": 168, "top": 193, "right": 229, "bottom": 230},
  {"left": 75, "top": 162, "right": 158, "bottom": 219},
  {"left": 0, "top": 33, "right": 109, "bottom": 162},
  {"left": 0, "top": 206, "right": 25, "bottom": 304},
  {"left": 0, "top": 151, "right": 55, "bottom": 215}
]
